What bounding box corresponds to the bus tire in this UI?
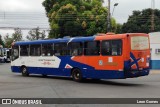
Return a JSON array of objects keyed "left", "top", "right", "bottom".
[
  {"left": 42, "top": 74, "right": 47, "bottom": 78},
  {"left": 21, "top": 66, "right": 29, "bottom": 76},
  {"left": 72, "top": 68, "right": 83, "bottom": 82}
]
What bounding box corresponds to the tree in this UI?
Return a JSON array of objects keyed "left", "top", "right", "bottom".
[
  {"left": 122, "top": 8, "right": 160, "bottom": 33},
  {"left": 115, "top": 23, "right": 123, "bottom": 34},
  {"left": 4, "top": 28, "right": 23, "bottom": 48},
  {"left": 4, "top": 35, "right": 13, "bottom": 48},
  {"left": 12, "top": 28, "right": 23, "bottom": 41},
  {"left": 26, "top": 27, "right": 46, "bottom": 41},
  {"left": 43, "top": 0, "right": 117, "bottom": 38},
  {"left": 0, "top": 35, "right": 5, "bottom": 48}
]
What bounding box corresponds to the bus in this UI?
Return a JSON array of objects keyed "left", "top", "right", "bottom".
[
  {"left": 11, "top": 33, "right": 150, "bottom": 82},
  {"left": 0, "top": 47, "right": 4, "bottom": 63},
  {"left": 4, "top": 48, "right": 11, "bottom": 62},
  {"left": 0, "top": 48, "right": 11, "bottom": 63}
]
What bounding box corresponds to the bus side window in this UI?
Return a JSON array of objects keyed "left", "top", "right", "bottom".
[
  {"left": 30, "top": 45, "right": 41, "bottom": 56},
  {"left": 111, "top": 40, "right": 122, "bottom": 56},
  {"left": 84, "top": 41, "right": 100, "bottom": 56},
  {"left": 42, "top": 44, "right": 54, "bottom": 56},
  {"left": 101, "top": 40, "right": 122, "bottom": 56},
  {"left": 68, "top": 42, "right": 83, "bottom": 56},
  {"left": 101, "top": 41, "right": 111, "bottom": 55},
  {"left": 20, "top": 45, "right": 29, "bottom": 56},
  {"left": 54, "top": 43, "right": 68, "bottom": 56}
]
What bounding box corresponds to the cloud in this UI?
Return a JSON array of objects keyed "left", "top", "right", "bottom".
[
  {"left": 0, "top": 0, "right": 45, "bottom": 12},
  {"left": 0, "top": 0, "right": 49, "bottom": 33}
]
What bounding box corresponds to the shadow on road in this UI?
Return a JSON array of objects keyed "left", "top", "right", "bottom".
[
  {"left": 15, "top": 74, "right": 73, "bottom": 81},
  {"left": 82, "top": 79, "right": 145, "bottom": 87},
  {"left": 14, "top": 74, "right": 146, "bottom": 87}
]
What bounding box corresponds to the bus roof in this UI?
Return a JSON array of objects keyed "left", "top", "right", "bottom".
[
  {"left": 14, "top": 36, "right": 95, "bottom": 45},
  {"left": 14, "top": 33, "right": 148, "bottom": 45},
  {"left": 95, "top": 33, "right": 148, "bottom": 40}
]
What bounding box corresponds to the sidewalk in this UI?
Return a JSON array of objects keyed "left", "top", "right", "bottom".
[{"left": 150, "top": 70, "right": 160, "bottom": 74}]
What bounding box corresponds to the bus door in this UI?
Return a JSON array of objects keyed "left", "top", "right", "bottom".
[
  {"left": 54, "top": 43, "right": 69, "bottom": 75},
  {"left": 129, "top": 35, "right": 150, "bottom": 70},
  {"left": 84, "top": 41, "right": 101, "bottom": 70}
]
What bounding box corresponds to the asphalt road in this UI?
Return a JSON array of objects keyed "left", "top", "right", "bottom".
[{"left": 0, "top": 63, "right": 160, "bottom": 107}]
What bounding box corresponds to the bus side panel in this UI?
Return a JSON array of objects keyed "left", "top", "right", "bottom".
[
  {"left": 83, "top": 70, "right": 125, "bottom": 79},
  {"left": 27, "top": 67, "right": 46, "bottom": 75},
  {"left": 123, "top": 35, "right": 131, "bottom": 71},
  {"left": 11, "top": 65, "right": 125, "bottom": 79},
  {"left": 11, "top": 66, "right": 21, "bottom": 73},
  {"left": 11, "top": 65, "right": 72, "bottom": 77},
  {"left": 11, "top": 53, "right": 125, "bottom": 79},
  {"left": 72, "top": 56, "right": 124, "bottom": 71},
  {"left": 72, "top": 39, "right": 126, "bottom": 79}
]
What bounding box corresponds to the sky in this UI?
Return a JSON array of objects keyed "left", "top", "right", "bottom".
[
  {"left": 0, "top": 0, "right": 45, "bottom": 12},
  {"left": 0, "top": 0, "right": 49, "bottom": 39},
  {"left": 0, "top": 0, "right": 160, "bottom": 38},
  {"left": 104, "top": 0, "right": 160, "bottom": 24}
]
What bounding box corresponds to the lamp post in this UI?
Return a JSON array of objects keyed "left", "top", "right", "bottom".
[
  {"left": 112, "top": 3, "right": 119, "bottom": 16},
  {"left": 107, "top": 0, "right": 111, "bottom": 32},
  {"left": 107, "top": 0, "right": 119, "bottom": 32}
]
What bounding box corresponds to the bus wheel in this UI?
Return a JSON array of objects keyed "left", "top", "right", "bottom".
[
  {"left": 21, "top": 67, "right": 29, "bottom": 76},
  {"left": 42, "top": 74, "right": 47, "bottom": 78},
  {"left": 72, "top": 68, "right": 83, "bottom": 82}
]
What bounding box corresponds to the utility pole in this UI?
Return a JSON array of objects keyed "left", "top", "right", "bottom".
[
  {"left": 107, "top": 0, "right": 111, "bottom": 32},
  {"left": 151, "top": 0, "right": 155, "bottom": 31}
]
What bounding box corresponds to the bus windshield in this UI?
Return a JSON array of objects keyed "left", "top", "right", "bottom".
[{"left": 131, "top": 36, "right": 149, "bottom": 50}]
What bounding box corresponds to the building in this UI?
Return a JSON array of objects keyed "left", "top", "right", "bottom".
[{"left": 149, "top": 32, "right": 160, "bottom": 69}]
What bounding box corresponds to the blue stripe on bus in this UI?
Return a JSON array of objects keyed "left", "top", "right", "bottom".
[
  {"left": 124, "top": 52, "right": 142, "bottom": 71},
  {"left": 130, "top": 52, "right": 141, "bottom": 70},
  {"left": 71, "top": 37, "right": 95, "bottom": 42},
  {"left": 11, "top": 65, "right": 149, "bottom": 79},
  {"left": 124, "top": 60, "right": 131, "bottom": 70}
]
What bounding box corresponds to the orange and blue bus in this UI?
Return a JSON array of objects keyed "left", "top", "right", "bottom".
[{"left": 11, "top": 33, "right": 150, "bottom": 82}]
